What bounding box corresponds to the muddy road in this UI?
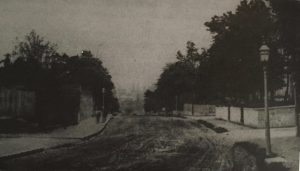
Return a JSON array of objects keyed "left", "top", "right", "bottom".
[{"left": 0, "top": 116, "right": 232, "bottom": 171}]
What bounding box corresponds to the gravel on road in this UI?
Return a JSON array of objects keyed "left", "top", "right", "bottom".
[{"left": 0, "top": 115, "right": 233, "bottom": 171}]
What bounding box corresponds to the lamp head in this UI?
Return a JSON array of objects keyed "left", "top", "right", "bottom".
[{"left": 259, "top": 44, "right": 270, "bottom": 62}]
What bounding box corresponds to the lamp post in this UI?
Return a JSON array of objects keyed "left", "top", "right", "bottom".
[
  {"left": 102, "top": 88, "right": 105, "bottom": 110},
  {"left": 102, "top": 88, "right": 105, "bottom": 122},
  {"left": 192, "top": 61, "right": 200, "bottom": 116},
  {"left": 259, "top": 43, "right": 272, "bottom": 156},
  {"left": 175, "top": 95, "right": 178, "bottom": 115},
  {"left": 293, "top": 81, "right": 300, "bottom": 137}
]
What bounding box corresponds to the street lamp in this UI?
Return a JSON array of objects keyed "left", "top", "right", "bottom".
[
  {"left": 293, "top": 81, "right": 299, "bottom": 137},
  {"left": 175, "top": 95, "right": 178, "bottom": 115},
  {"left": 259, "top": 43, "right": 272, "bottom": 156},
  {"left": 102, "top": 88, "right": 105, "bottom": 110},
  {"left": 192, "top": 60, "right": 200, "bottom": 116},
  {"left": 102, "top": 88, "right": 105, "bottom": 122}
]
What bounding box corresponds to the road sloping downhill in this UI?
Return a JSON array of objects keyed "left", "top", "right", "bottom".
[{"left": 0, "top": 116, "right": 233, "bottom": 171}]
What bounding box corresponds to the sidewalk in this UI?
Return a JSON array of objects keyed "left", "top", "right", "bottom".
[
  {"left": 202, "top": 117, "right": 296, "bottom": 140},
  {"left": 189, "top": 116, "right": 299, "bottom": 171},
  {"left": 0, "top": 115, "right": 113, "bottom": 159},
  {"left": 187, "top": 116, "right": 296, "bottom": 139}
]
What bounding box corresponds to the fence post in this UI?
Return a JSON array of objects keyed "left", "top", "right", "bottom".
[
  {"left": 228, "top": 105, "right": 231, "bottom": 121},
  {"left": 240, "top": 106, "right": 244, "bottom": 124}
]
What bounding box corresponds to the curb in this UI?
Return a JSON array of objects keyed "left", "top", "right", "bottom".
[
  {"left": 264, "top": 156, "right": 289, "bottom": 171},
  {"left": 0, "top": 116, "right": 114, "bottom": 161},
  {"left": 231, "top": 141, "right": 289, "bottom": 171},
  {"left": 81, "top": 116, "right": 113, "bottom": 141},
  {"left": 0, "top": 148, "right": 45, "bottom": 161}
]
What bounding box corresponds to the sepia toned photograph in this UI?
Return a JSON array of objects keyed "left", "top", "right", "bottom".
[{"left": 0, "top": 0, "right": 299, "bottom": 170}]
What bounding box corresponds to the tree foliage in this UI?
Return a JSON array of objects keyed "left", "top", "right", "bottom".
[
  {"left": 205, "top": 0, "right": 285, "bottom": 105},
  {"left": 269, "top": 0, "right": 300, "bottom": 89},
  {"left": 0, "top": 31, "right": 119, "bottom": 113},
  {"left": 11, "top": 30, "right": 57, "bottom": 63},
  {"left": 145, "top": 0, "right": 287, "bottom": 112},
  {"left": 144, "top": 41, "right": 205, "bottom": 112},
  {"left": 269, "top": 0, "right": 300, "bottom": 135}
]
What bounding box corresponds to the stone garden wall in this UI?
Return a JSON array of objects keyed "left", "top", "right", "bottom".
[
  {"left": 216, "top": 105, "right": 295, "bottom": 128},
  {"left": 183, "top": 104, "right": 215, "bottom": 116}
]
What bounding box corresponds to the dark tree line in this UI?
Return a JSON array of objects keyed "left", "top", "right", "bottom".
[
  {"left": 269, "top": 0, "right": 300, "bottom": 136},
  {"left": 0, "top": 30, "right": 119, "bottom": 115},
  {"left": 144, "top": 0, "right": 298, "bottom": 113}
]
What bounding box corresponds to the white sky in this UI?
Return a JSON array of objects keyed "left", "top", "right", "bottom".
[{"left": 0, "top": 0, "right": 241, "bottom": 90}]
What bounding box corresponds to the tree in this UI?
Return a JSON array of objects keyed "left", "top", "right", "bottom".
[
  {"left": 65, "top": 50, "right": 119, "bottom": 113},
  {"left": 269, "top": 0, "right": 300, "bottom": 136},
  {"left": 144, "top": 90, "right": 158, "bottom": 113},
  {"left": 155, "top": 62, "right": 191, "bottom": 111},
  {"left": 148, "top": 41, "right": 205, "bottom": 112},
  {"left": 11, "top": 30, "right": 57, "bottom": 63},
  {"left": 1, "top": 31, "right": 120, "bottom": 113},
  {"left": 149, "top": 0, "right": 287, "bottom": 116},
  {"left": 204, "top": 0, "right": 285, "bottom": 107},
  {"left": 0, "top": 31, "right": 120, "bottom": 127}
]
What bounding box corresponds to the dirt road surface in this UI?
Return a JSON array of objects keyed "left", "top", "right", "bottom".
[{"left": 0, "top": 115, "right": 232, "bottom": 171}]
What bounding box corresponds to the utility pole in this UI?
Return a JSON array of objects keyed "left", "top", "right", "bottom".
[
  {"left": 175, "top": 95, "right": 178, "bottom": 116},
  {"left": 260, "top": 43, "right": 272, "bottom": 156},
  {"left": 263, "top": 66, "right": 272, "bottom": 155},
  {"left": 294, "top": 45, "right": 300, "bottom": 137},
  {"left": 294, "top": 82, "right": 300, "bottom": 137},
  {"left": 102, "top": 88, "right": 105, "bottom": 122},
  {"left": 192, "top": 61, "right": 200, "bottom": 116},
  {"left": 192, "top": 94, "right": 194, "bottom": 116}
]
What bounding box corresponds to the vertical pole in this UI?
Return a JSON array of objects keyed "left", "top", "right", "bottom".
[
  {"left": 175, "top": 95, "right": 178, "bottom": 115},
  {"left": 192, "top": 94, "right": 194, "bottom": 116},
  {"left": 228, "top": 105, "right": 231, "bottom": 121},
  {"left": 192, "top": 63, "right": 197, "bottom": 116},
  {"left": 102, "top": 88, "right": 105, "bottom": 123},
  {"left": 240, "top": 105, "right": 244, "bottom": 124},
  {"left": 192, "top": 71, "right": 196, "bottom": 116},
  {"left": 264, "top": 66, "right": 272, "bottom": 156},
  {"left": 293, "top": 54, "right": 299, "bottom": 137},
  {"left": 102, "top": 88, "right": 105, "bottom": 110},
  {"left": 294, "top": 83, "right": 300, "bottom": 137}
]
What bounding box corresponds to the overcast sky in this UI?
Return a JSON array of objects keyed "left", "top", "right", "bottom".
[{"left": 0, "top": 0, "right": 241, "bottom": 91}]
